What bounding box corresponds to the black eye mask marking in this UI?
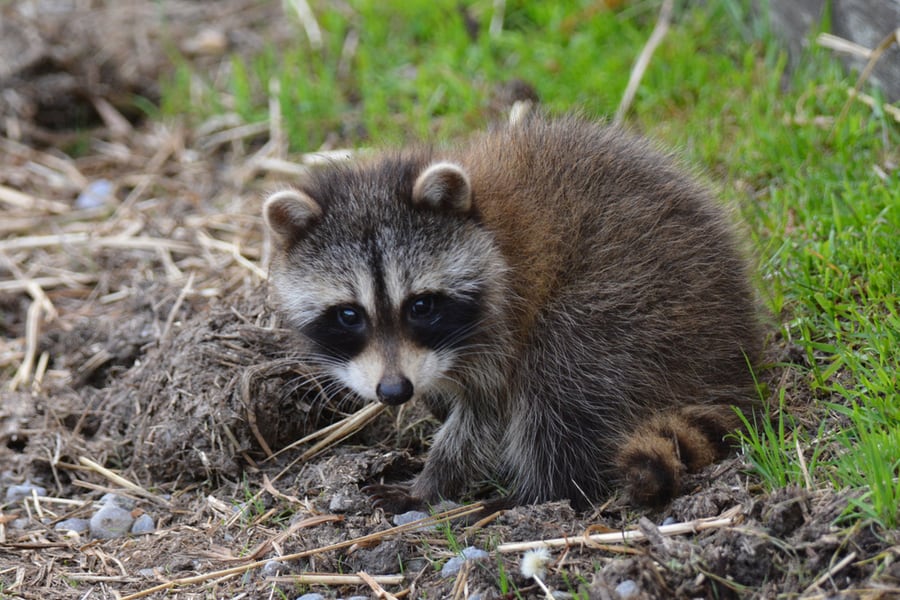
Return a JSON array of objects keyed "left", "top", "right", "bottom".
[
  {"left": 403, "top": 292, "right": 483, "bottom": 351},
  {"left": 304, "top": 303, "right": 370, "bottom": 359}
]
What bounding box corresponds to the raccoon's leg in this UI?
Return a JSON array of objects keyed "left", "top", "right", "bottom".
[
  {"left": 615, "top": 404, "right": 742, "bottom": 506},
  {"left": 367, "top": 402, "right": 502, "bottom": 513},
  {"left": 498, "top": 387, "right": 623, "bottom": 511}
]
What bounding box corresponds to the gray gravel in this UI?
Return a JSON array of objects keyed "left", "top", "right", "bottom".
[
  {"left": 90, "top": 505, "right": 134, "bottom": 539},
  {"left": 440, "top": 545, "right": 490, "bottom": 578}
]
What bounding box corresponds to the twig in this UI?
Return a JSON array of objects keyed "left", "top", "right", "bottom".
[
  {"left": 615, "top": 0, "right": 674, "bottom": 124},
  {"left": 846, "top": 88, "right": 900, "bottom": 124},
  {"left": 1, "top": 248, "right": 59, "bottom": 392},
  {"left": 816, "top": 32, "right": 872, "bottom": 59},
  {"left": 498, "top": 505, "right": 741, "bottom": 553},
  {"left": 795, "top": 434, "right": 813, "bottom": 491},
  {"left": 802, "top": 551, "right": 857, "bottom": 595},
  {"left": 0, "top": 183, "right": 69, "bottom": 213},
  {"left": 77, "top": 457, "right": 172, "bottom": 508},
  {"left": 0, "top": 273, "right": 98, "bottom": 293},
  {"left": 197, "top": 231, "right": 267, "bottom": 279},
  {"left": 828, "top": 28, "right": 900, "bottom": 140},
  {"left": 159, "top": 271, "right": 195, "bottom": 346},
  {"left": 532, "top": 574, "right": 555, "bottom": 600},
  {"left": 0, "top": 232, "right": 192, "bottom": 254},
  {"left": 286, "top": 0, "right": 323, "bottom": 50},
  {"left": 357, "top": 571, "right": 401, "bottom": 600},
  {"left": 490, "top": 0, "right": 505, "bottom": 39},
  {"left": 269, "top": 573, "right": 404, "bottom": 586}
]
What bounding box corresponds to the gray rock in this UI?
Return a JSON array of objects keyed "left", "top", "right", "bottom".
[
  {"left": 54, "top": 518, "right": 90, "bottom": 534},
  {"left": 328, "top": 489, "right": 362, "bottom": 513},
  {"left": 392, "top": 510, "right": 430, "bottom": 526},
  {"left": 90, "top": 505, "right": 134, "bottom": 539},
  {"left": 441, "top": 546, "right": 490, "bottom": 578},
  {"left": 615, "top": 579, "right": 639, "bottom": 599},
  {"left": 391, "top": 509, "right": 439, "bottom": 532},
  {"left": 130, "top": 513, "right": 155, "bottom": 534},
  {"left": 295, "top": 594, "right": 325, "bottom": 600},
  {"left": 99, "top": 493, "right": 136, "bottom": 509},
  {"left": 5, "top": 481, "right": 46, "bottom": 503},
  {"left": 75, "top": 179, "right": 114, "bottom": 209},
  {"left": 261, "top": 560, "right": 285, "bottom": 577}
]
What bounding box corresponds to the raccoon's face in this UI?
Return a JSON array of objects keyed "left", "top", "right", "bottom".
[{"left": 264, "top": 160, "right": 507, "bottom": 406}]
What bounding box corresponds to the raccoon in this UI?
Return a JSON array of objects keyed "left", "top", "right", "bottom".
[{"left": 263, "top": 114, "right": 761, "bottom": 512}]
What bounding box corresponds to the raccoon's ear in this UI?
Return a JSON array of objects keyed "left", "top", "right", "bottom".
[
  {"left": 263, "top": 188, "right": 322, "bottom": 244},
  {"left": 412, "top": 162, "right": 472, "bottom": 213}
]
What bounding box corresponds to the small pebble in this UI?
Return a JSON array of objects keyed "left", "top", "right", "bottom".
[
  {"left": 75, "top": 179, "right": 115, "bottom": 210},
  {"left": 90, "top": 505, "right": 134, "bottom": 539},
  {"left": 295, "top": 594, "right": 325, "bottom": 600},
  {"left": 392, "top": 510, "right": 430, "bottom": 526},
  {"left": 261, "top": 560, "right": 283, "bottom": 577},
  {"left": 5, "top": 481, "right": 47, "bottom": 503},
  {"left": 441, "top": 546, "right": 489, "bottom": 578},
  {"left": 137, "top": 568, "right": 157, "bottom": 578},
  {"left": 661, "top": 516, "right": 676, "bottom": 526},
  {"left": 328, "top": 490, "right": 359, "bottom": 513},
  {"left": 615, "top": 579, "right": 639, "bottom": 599},
  {"left": 131, "top": 513, "right": 155, "bottom": 534},
  {"left": 54, "top": 518, "right": 90, "bottom": 534}
]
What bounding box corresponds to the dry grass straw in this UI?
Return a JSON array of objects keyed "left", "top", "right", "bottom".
[
  {"left": 269, "top": 572, "right": 404, "bottom": 586},
  {"left": 0, "top": 102, "right": 276, "bottom": 394},
  {"left": 497, "top": 504, "right": 742, "bottom": 553},
  {"left": 121, "top": 502, "right": 483, "bottom": 599},
  {"left": 819, "top": 28, "right": 900, "bottom": 135},
  {"left": 226, "top": 401, "right": 386, "bottom": 528},
  {"left": 614, "top": 0, "right": 674, "bottom": 124},
  {"left": 76, "top": 457, "right": 172, "bottom": 508}
]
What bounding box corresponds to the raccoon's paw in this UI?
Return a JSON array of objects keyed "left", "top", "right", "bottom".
[
  {"left": 362, "top": 483, "right": 426, "bottom": 514},
  {"left": 616, "top": 435, "right": 685, "bottom": 507}
]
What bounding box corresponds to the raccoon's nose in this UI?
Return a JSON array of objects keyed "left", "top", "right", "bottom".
[{"left": 376, "top": 375, "right": 414, "bottom": 405}]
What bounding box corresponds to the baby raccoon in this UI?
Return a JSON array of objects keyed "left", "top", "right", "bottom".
[{"left": 263, "top": 114, "right": 761, "bottom": 511}]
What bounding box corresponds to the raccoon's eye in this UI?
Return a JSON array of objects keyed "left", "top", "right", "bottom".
[
  {"left": 408, "top": 294, "right": 437, "bottom": 321},
  {"left": 335, "top": 305, "right": 364, "bottom": 329}
]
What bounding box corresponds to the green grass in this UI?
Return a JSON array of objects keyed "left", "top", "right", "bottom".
[{"left": 160, "top": 0, "right": 900, "bottom": 528}]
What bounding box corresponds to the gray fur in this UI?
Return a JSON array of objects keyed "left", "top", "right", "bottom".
[{"left": 264, "top": 114, "right": 762, "bottom": 510}]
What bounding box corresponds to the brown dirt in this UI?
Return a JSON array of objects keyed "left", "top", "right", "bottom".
[{"left": 1, "top": 2, "right": 898, "bottom": 599}]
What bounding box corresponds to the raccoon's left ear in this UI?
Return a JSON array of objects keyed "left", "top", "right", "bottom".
[
  {"left": 263, "top": 188, "right": 323, "bottom": 244},
  {"left": 412, "top": 162, "right": 472, "bottom": 213}
]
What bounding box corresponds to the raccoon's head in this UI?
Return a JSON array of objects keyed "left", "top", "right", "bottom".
[{"left": 263, "top": 159, "right": 509, "bottom": 406}]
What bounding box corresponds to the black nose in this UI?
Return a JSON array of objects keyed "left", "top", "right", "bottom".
[{"left": 376, "top": 375, "right": 414, "bottom": 405}]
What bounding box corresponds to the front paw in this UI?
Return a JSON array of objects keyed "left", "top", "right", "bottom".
[{"left": 362, "top": 483, "right": 426, "bottom": 514}]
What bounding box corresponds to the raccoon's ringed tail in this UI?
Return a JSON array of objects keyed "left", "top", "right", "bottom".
[{"left": 412, "top": 162, "right": 472, "bottom": 213}]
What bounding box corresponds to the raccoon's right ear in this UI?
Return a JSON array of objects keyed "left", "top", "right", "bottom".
[
  {"left": 263, "top": 188, "right": 323, "bottom": 244},
  {"left": 412, "top": 162, "right": 472, "bottom": 213}
]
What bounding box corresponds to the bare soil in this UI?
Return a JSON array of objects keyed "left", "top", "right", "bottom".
[{"left": 1, "top": 2, "right": 898, "bottom": 599}]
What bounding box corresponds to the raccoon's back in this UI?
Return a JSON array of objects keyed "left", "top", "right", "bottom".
[{"left": 454, "top": 114, "right": 761, "bottom": 404}]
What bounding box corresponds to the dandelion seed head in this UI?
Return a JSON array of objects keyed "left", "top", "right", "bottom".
[{"left": 520, "top": 546, "right": 552, "bottom": 579}]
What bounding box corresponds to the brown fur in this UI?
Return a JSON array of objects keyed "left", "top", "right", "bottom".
[{"left": 263, "top": 113, "right": 762, "bottom": 511}]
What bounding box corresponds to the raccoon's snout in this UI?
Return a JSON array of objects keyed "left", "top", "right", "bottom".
[{"left": 376, "top": 374, "right": 414, "bottom": 405}]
